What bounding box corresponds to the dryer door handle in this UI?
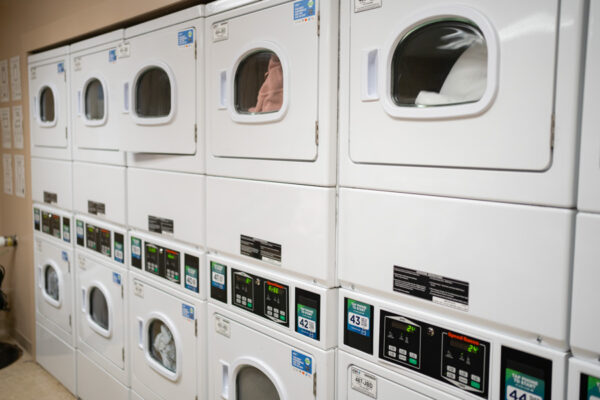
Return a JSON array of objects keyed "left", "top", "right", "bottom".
[
  {"left": 221, "top": 361, "right": 230, "bottom": 399},
  {"left": 33, "top": 95, "right": 38, "bottom": 121},
  {"left": 362, "top": 48, "right": 380, "bottom": 101},
  {"left": 123, "top": 81, "right": 130, "bottom": 113},
  {"left": 77, "top": 90, "right": 82, "bottom": 116},
  {"left": 218, "top": 70, "right": 228, "bottom": 109},
  {"left": 37, "top": 265, "right": 42, "bottom": 289},
  {"left": 137, "top": 317, "right": 144, "bottom": 349},
  {"left": 81, "top": 287, "right": 86, "bottom": 313}
]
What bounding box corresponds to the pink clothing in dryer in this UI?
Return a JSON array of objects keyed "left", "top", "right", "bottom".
[{"left": 249, "top": 55, "right": 283, "bottom": 113}]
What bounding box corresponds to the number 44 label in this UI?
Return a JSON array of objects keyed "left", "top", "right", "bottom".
[
  {"left": 351, "top": 367, "right": 377, "bottom": 398},
  {"left": 506, "top": 386, "right": 542, "bottom": 400}
]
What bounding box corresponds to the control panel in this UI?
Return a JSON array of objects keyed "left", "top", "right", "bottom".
[
  {"left": 378, "top": 310, "right": 490, "bottom": 398},
  {"left": 42, "top": 210, "right": 61, "bottom": 239},
  {"left": 34, "top": 207, "right": 71, "bottom": 244},
  {"left": 73, "top": 219, "right": 124, "bottom": 263},
  {"left": 232, "top": 268, "right": 289, "bottom": 327},
  {"left": 145, "top": 242, "right": 181, "bottom": 284}
]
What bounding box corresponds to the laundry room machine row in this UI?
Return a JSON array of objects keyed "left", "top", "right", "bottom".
[
  {"left": 338, "top": 289, "right": 568, "bottom": 400},
  {"left": 33, "top": 203, "right": 77, "bottom": 395}
]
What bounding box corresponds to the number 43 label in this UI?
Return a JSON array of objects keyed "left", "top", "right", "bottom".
[{"left": 347, "top": 299, "right": 371, "bottom": 337}]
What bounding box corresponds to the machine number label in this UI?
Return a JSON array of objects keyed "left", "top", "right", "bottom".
[
  {"left": 297, "top": 304, "right": 317, "bottom": 339},
  {"left": 291, "top": 350, "right": 312, "bottom": 375},
  {"left": 505, "top": 369, "right": 544, "bottom": 400},
  {"left": 587, "top": 375, "right": 600, "bottom": 400},
  {"left": 211, "top": 264, "right": 226, "bottom": 289},
  {"left": 351, "top": 367, "right": 377, "bottom": 398},
  {"left": 347, "top": 299, "right": 371, "bottom": 337},
  {"left": 354, "top": 0, "right": 382, "bottom": 13},
  {"left": 212, "top": 22, "right": 228, "bottom": 42}
]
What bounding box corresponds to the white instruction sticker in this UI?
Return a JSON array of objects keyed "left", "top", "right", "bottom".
[
  {"left": 14, "top": 154, "right": 24, "bottom": 198},
  {"left": 117, "top": 42, "right": 130, "bottom": 59},
  {"left": 0, "top": 108, "right": 10, "bottom": 149},
  {"left": 3, "top": 153, "right": 13, "bottom": 195},
  {"left": 134, "top": 281, "right": 144, "bottom": 298},
  {"left": 0, "top": 60, "right": 8, "bottom": 102},
  {"left": 12, "top": 105, "right": 23, "bottom": 149},
  {"left": 351, "top": 367, "right": 377, "bottom": 398},
  {"left": 9, "top": 56, "right": 21, "bottom": 101},
  {"left": 212, "top": 22, "right": 229, "bottom": 42},
  {"left": 354, "top": 0, "right": 382, "bottom": 13},
  {"left": 215, "top": 314, "right": 231, "bottom": 337}
]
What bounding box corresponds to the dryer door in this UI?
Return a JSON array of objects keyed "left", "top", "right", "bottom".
[
  {"left": 29, "top": 57, "right": 69, "bottom": 150},
  {"left": 130, "top": 278, "right": 197, "bottom": 400},
  {"left": 208, "top": 1, "right": 318, "bottom": 161},
  {"left": 35, "top": 240, "right": 72, "bottom": 335},
  {"left": 348, "top": 1, "right": 557, "bottom": 170},
  {"left": 77, "top": 255, "right": 125, "bottom": 370},
  {"left": 121, "top": 22, "right": 197, "bottom": 154},
  {"left": 72, "top": 42, "right": 122, "bottom": 152}
]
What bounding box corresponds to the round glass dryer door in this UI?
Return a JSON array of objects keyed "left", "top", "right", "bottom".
[
  {"left": 89, "top": 287, "right": 109, "bottom": 331},
  {"left": 391, "top": 19, "right": 487, "bottom": 107},
  {"left": 135, "top": 67, "right": 172, "bottom": 118},
  {"left": 234, "top": 51, "right": 284, "bottom": 115},
  {"left": 44, "top": 264, "right": 59, "bottom": 301},
  {"left": 39, "top": 87, "right": 56, "bottom": 122},
  {"left": 148, "top": 319, "right": 177, "bottom": 373},
  {"left": 236, "top": 365, "right": 280, "bottom": 400},
  {"left": 84, "top": 79, "right": 105, "bottom": 121}
]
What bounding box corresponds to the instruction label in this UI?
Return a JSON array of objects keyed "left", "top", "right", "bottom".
[
  {"left": 9, "top": 56, "right": 21, "bottom": 101},
  {"left": 178, "top": 29, "right": 194, "bottom": 47},
  {"left": 240, "top": 235, "right": 281, "bottom": 265},
  {"left": 88, "top": 200, "right": 106, "bottom": 215},
  {"left": 112, "top": 272, "right": 122, "bottom": 285},
  {"left": 43, "top": 191, "right": 57, "bottom": 204},
  {"left": 1, "top": 107, "right": 10, "bottom": 149},
  {"left": 12, "top": 106, "right": 23, "bottom": 149},
  {"left": 505, "top": 368, "right": 545, "bottom": 400},
  {"left": 351, "top": 367, "right": 377, "bottom": 398},
  {"left": 212, "top": 22, "right": 228, "bottom": 42},
  {"left": 291, "top": 350, "right": 312, "bottom": 375},
  {"left": 182, "top": 303, "right": 195, "bottom": 320},
  {"left": 148, "top": 215, "right": 174, "bottom": 235},
  {"left": 354, "top": 0, "right": 382, "bottom": 13},
  {"left": 347, "top": 298, "right": 371, "bottom": 337},
  {"left": 293, "top": 0, "right": 316, "bottom": 22},
  {"left": 393, "top": 266, "right": 469, "bottom": 311},
  {"left": 0, "top": 60, "right": 8, "bottom": 102}
]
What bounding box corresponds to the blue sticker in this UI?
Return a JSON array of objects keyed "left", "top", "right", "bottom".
[
  {"left": 347, "top": 299, "right": 371, "bottom": 337},
  {"left": 61, "top": 251, "right": 68, "bottom": 262},
  {"left": 178, "top": 29, "right": 194, "bottom": 46},
  {"left": 293, "top": 0, "right": 316, "bottom": 21},
  {"left": 182, "top": 303, "right": 195, "bottom": 320},
  {"left": 297, "top": 304, "right": 318, "bottom": 340},
  {"left": 291, "top": 350, "right": 312, "bottom": 375},
  {"left": 57, "top": 62, "right": 64, "bottom": 73},
  {"left": 108, "top": 48, "right": 117, "bottom": 63},
  {"left": 112, "top": 272, "right": 122, "bottom": 285}
]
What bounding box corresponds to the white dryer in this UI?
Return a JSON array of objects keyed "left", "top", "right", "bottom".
[
  {"left": 205, "top": 0, "right": 338, "bottom": 186},
  {"left": 338, "top": 188, "right": 574, "bottom": 350},
  {"left": 208, "top": 302, "right": 335, "bottom": 400},
  {"left": 568, "top": 358, "right": 600, "bottom": 400},
  {"left": 122, "top": 5, "right": 205, "bottom": 174},
  {"left": 31, "top": 157, "right": 73, "bottom": 212},
  {"left": 33, "top": 203, "right": 76, "bottom": 394},
  {"left": 578, "top": 0, "right": 600, "bottom": 214},
  {"left": 75, "top": 215, "right": 129, "bottom": 400},
  {"left": 338, "top": 289, "right": 568, "bottom": 400},
  {"left": 70, "top": 30, "right": 126, "bottom": 166},
  {"left": 28, "top": 46, "right": 71, "bottom": 160},
  {"left": 338, "top": 0, "right": 586, "bottom": 208},
  {"left": 129, "top": 270, "right": 206, "bottom": 400}
]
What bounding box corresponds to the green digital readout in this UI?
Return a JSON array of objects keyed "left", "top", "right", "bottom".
[
  {"left": 147, "top": 246, "right": 157, "bottom": 254},
  {"left": 468, "top": 344, "right": 479, "bottom": 354},
  {"left": 406, "top": 325, "right": 417, "bottom": 333},
  {"left": 167, "top": 253, "right": 175, "bottom": 260},
  {"left": 450, "top": 339, "right": 479, "bottom": 354},
  {"left": 245, "top": 278, "right": 252, "bottom": 285},
  {"left": 268, "top": 285, "right": 279, "bottom": 295}
]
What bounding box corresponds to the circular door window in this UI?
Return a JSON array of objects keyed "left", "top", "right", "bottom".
[
  {"left": 148, "top": 319, "right": 177, "bottom": 373},
  {"left": 234, "top": 51, "right": 283, "bottom": 114},
  {"left": 236, "top": 365, "right": 280, "bottom": 400},
  {"left": 84, "top": 78, "right": 105, "bottom": 121},
  {"left": 44, "top": 264, "right": 59, "bottom": 301},
  {"left": 89, "top": 287, "right": 109, "bottom": 330},
  {"left": 135, "top": 67, "right": 171, "bottom": 118},
  {"left": 391, "top": 19, "right": 487, "bottom": 107},
  {"left": 39, "top": 87, "right": 56, "bottom": 122}
]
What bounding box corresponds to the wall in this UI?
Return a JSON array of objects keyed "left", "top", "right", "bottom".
[{"left": 0, "top": 0, "right": 194, "bottom": 353}]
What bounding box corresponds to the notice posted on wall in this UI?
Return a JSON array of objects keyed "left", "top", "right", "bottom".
[
  {"left": 9, "top": 56, "right": 21, "bottom": 101},
  {"left": 12, "top": 105, "right": 23, "bottom": 149},
  {"left": 0, "top": 107, "right": 10, "bottom": 149},
  {"left": 0, "top": 60, "right": 8, "bottom": 103},
  {"left": 14, "top": 154, "right": 24, "bottom": 198},
  {"left": 3, "top": 153, "right": 13, "bottom": 195}
]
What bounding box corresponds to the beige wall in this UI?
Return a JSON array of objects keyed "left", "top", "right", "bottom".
[{"left": 0, "top": 0, "right": 194, "bottom": 353}]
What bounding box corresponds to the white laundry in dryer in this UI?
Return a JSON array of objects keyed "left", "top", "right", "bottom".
[{"left": 33, "top": 204, "right": 76, "bottom": 395}]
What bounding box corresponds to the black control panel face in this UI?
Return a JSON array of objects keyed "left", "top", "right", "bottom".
[
  {"left": 144, "top": 242, "right": 181, "bottom": 284},
  {"left": 86, "top": 223, "right": 111, "bottom": 257},
  {"left": 500, "top": 346, "right": 552, "bottom": 400},
  {"left": 379, "top": 310, "right": 489, "bottom": 398},
  {"left": 232, "top": 269, "right": 289, "bottom": 327},
  {"left": 42, "top": 211, "right": 61, "bottom": 239}
]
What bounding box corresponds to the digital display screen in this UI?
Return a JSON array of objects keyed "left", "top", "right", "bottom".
[
  {"left": 147, "top": 246, "right": 157, "bottom": 254},
  {"left": 101, "top": 229, "right": 110, "bottom": 238},
  {"left": 391, "top": 319, "right": 417, "bottom": 334},
  {"left": 167, "top": 252, "right": 175, "bottom": 260},
  {"left": 268, "top": 285, "right": 279, "bottom": 295},
  {"left": 450, "top": 339, "right": 480, "bottom": 354}
]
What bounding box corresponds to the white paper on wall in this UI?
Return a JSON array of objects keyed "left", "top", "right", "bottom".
[
  {"left": 12, "top": 105, "right": 23, "bottom": 149},
  {"left": 3, "top": 153, "right": 13, "bottom": 195},
  {"left": 14, "top": 154, "right": 25, "bottom": 198},
  {"left": 0, "top": 107, "right": 11, "bottom": 149},
  {"left": 0, "top": 60, "right": 8, "bottom": 103},
  {"left": 9, "top": 56, "right": 21, "bottom": 101}
]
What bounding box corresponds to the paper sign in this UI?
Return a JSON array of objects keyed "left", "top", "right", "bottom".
[
  {"left": 3, "top": 153, "right": 12, "bottom": 195},
  {"left": 12, "top": 106, "right": 22, "bottom": 149},
  {"left": 0, "top": 60, "right": 8, "bottom": 102},
  {"left": 14, "top": 154, "right": 24, "bottom": 198},
  {"left": 0, "top": 108, "right": 10, "bottom": 149},
  {"left": 9, "top": 56, "right": 21, "bottom": 101}
]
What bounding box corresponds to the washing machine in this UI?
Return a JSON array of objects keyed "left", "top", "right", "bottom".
[
  {"left": 74, "top": 215, "right": 129, "bottom": 400},
  {"left": 578, "top": 0, "right": 600, "bottom": 214},
  {"left": 28, "top": 46, "right": 71, "bottom": 160},
  {"left": 70, "top": 29, "right": 126, "bottom": 166},
  {"left": 31, "top": 157, "right": 73, "bottom": 212},
  {"left": 121, "top": 5, "right": 204, "bottom": 174},
  {"left": 33, "top": 203, "right": 76, "bottom": 394},
  {"left": 129, "top": 268, "right": 206, "bottom": 400},
  {"left": 568, "top": 358, "right": 600, "bottom": 400},
  {"left": 338, "top": 289, "right": 568, "bottom": 399},
  {"left": 206, "top": 253, "right": 337, "bottom": 350},
  {"left": 207, "top": 302, "right": 335, "bottom": 400},
  {"left": 338, "top": 0, "right": 586, "bottom": 208}
]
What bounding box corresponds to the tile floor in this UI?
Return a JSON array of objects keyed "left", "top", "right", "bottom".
[{"left": 0, "top": 341, "right": 74, "bottom": 400}]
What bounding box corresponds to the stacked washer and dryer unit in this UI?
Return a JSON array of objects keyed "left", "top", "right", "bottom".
[
  {"left": 204, "top": 0, "right": 338, "bottom": 398},
  {"left": 569, "top": 3, "right": 600, "bottom": 399},
  {"left": 29, "top": 46, "right": 77, "bottom": 394},
  {"left": 337, "top": 0, "right": 586, "bottom": 399}
]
